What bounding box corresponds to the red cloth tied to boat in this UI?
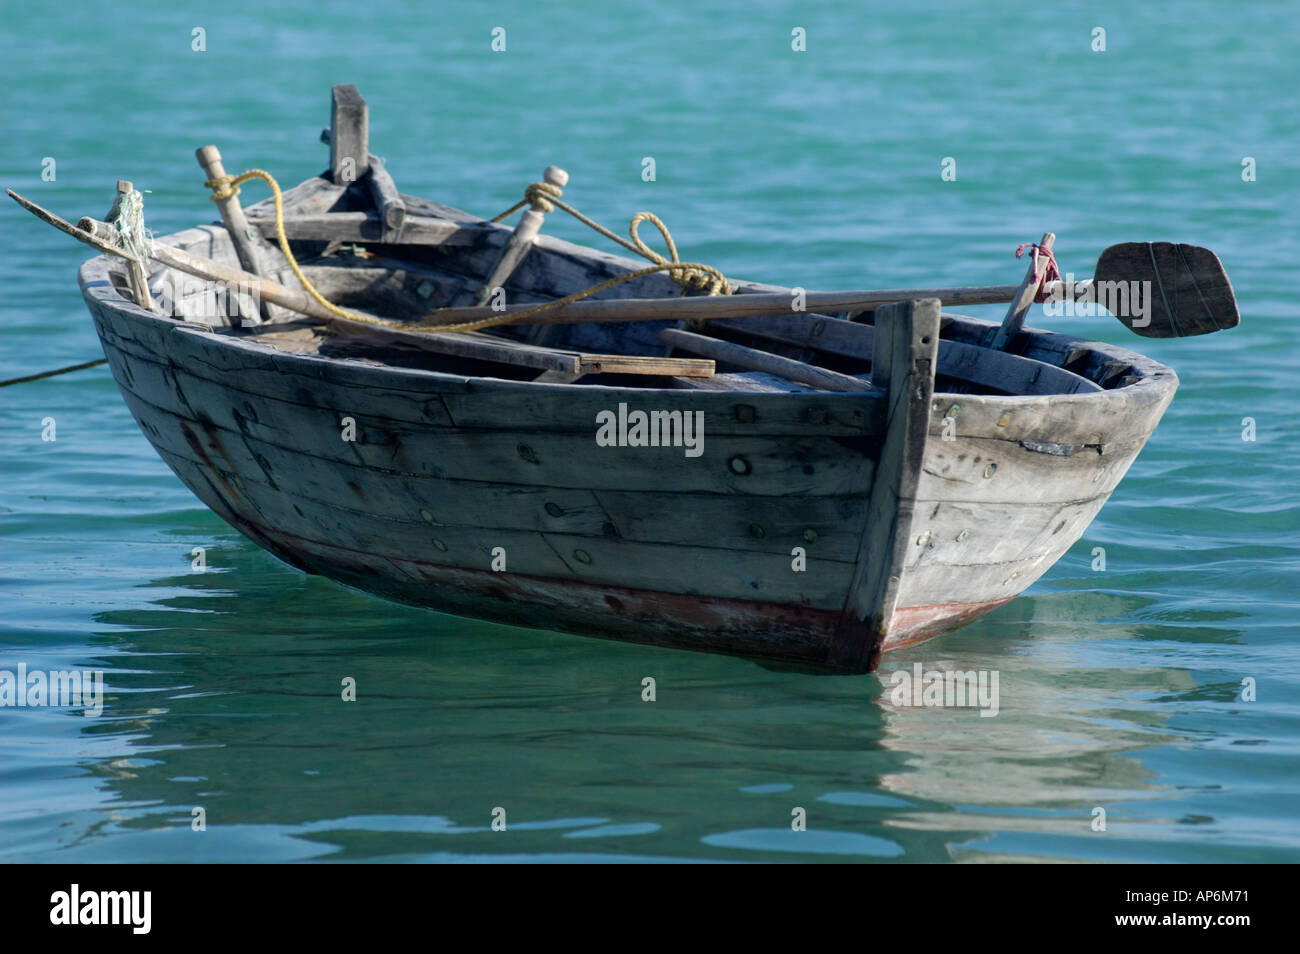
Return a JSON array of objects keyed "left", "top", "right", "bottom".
[{"left": 1016, "top": 242, "right": 1062, "bottom": 303}]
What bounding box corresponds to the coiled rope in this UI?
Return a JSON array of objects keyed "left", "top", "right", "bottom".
[
  {"left": 490, "top": 184, "right": 731, "bottom": 297},
  {"left": 203, "top": 170, "right": 733, "bottom": 335}
]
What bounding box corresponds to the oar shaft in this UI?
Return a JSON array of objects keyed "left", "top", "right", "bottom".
[
  {"left": 7, "top": 187, "right": 1095, "bottom": 337},
  {"left": 421, "top": 280, "right": 1092, "bottom": 328}
]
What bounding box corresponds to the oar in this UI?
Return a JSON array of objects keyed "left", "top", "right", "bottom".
[
  {"left": 990, "top": 236, "right": 1240, "bottom": 349},
  {"left": 411, "top": 244, "right": 1239, "bottom": 337},
  {"left": 8, "top": 187, "right": 1239, "bottom": 343},
  {"left": 1094, "top": 242, "right": 1240, "bottom": 338}
]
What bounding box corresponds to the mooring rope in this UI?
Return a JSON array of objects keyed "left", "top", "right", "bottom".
[
  {"left": 202, "top": 169, "right": 733, "bottom": 335},
  {"left": 0, "top": 358, "right": 108, "bottom": 388}
]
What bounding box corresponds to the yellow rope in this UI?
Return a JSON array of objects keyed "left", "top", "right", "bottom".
[
  {"left": 490, "top": 186, "right": 731, "bottom": 297},
  {"left": 204, "top": 170, "right": 733, "bottom": 336},
  {"left": 206, "top": 169, "right": 394, "bottom": 330}
]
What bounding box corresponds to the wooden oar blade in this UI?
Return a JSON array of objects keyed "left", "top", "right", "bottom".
[{"left": 1095, "top": 242, "right": 1239, "bottom": 337}]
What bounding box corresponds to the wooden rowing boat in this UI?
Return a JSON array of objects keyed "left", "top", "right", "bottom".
[{"left": 58, "top": 87, "right": 1233, "bottom": 673}]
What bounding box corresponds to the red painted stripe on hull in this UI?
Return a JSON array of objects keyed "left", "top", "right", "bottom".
[{"left": 884, "top": 598, "right": 1014, "bottom": 651}]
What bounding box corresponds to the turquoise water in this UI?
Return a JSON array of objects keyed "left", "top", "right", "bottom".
[{"left": 1, "top": 1, "right": 1297, "bottom": 862}]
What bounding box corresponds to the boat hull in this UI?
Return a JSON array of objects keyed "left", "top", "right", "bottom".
[{"left": 79, "top": 220, "right": 1178, "bottom": 673}]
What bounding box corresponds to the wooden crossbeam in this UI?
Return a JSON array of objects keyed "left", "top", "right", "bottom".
[{"left": 661, "top": 328, "right": 872, "bottom": 392}]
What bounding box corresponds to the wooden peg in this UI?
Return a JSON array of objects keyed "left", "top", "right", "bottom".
[
  {"left": 475, "top": 165, "right": 569, "bottom": 305},
  {"left": 111, "top": 180, "right": 155, "bottom": 312},
  {"left": 990, "top": 232, "right": 1055, "bottom": 351},
  {"left": 329, "top": 84, "right": 370, "bottom": 185},
  {"left": 195, "top": 144, "right": 269, "bottom": 323},
  {"left": 365, "top": 154, "right": 405, "bottom": 242}
]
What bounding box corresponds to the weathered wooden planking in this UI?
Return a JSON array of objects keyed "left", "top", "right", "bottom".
[
  {"left": 148, "top": 439, "right": 579, "bottom": 579},
  {"left": 577, "top": 353, "right": 715, "bottom": 377},
  {"left": 336, "top": 327, "right": 588, "bottom": 374},
  {"left": 246, "top": 212, "right": 481, "bottom": 247},
  {"left": 163, "top": 224, "right": 240, "bottom": 265},
  {"left": 712, "top": 313, "right": 1100, "bottom": 396},
  {"left": 925, "top": 383, "right": 1176, "bottom": 448},
  {"left": 904, "top": 496, "right": 1107, "bottom": 570},
  {"left": 442, "top": 376, "right": 883, "bottom": 436},
  {"left": 660, "top": 328, "right": 876, "bottom": 392},
  {"left": 291, "top": 260, "right": 461, "bottom": 319},
  {"left": 591, "top": 488, "right": 866, "bottom": 561},
  {"left": 110, "top": 350, "right": 878, "bottom": 497},
  {"left": 205, "top": 518, "right": 846, "bottom": 664},
  {"left": 91, "top": 309, "right": 465, "bottom": 422},
  {"left": 538, "top": 529, "right": 852, "bottom": 608},
  {"left": 82, "top": 215, "right": 349, "bottom": 324},
  {"left": 829, "top": 299, "right": 941, "bottom": 669},
  {"left": 129, "top": 378, "right": 869, "bottom": 561},
  {"left": 155, "top": 417, "right": 852, "bottom": 666},
  {"left": 236, "top": 173, "right": 1176, "bottom": 402},
  {"left": 138, "top": 419, "right": 854, "bottom": 609},
  {"left": 242, "top": 175, "right": 348, "bottom": 220},
  {"left": 893, "top": 494, "right": 1110, "bottom": 607},
  {"left": 88, "top": 218, "right": 1163, "bottom": 476},
  {"left": 669, "top": 371, "right": 806, "bottom": 393},
  {"left": 941, "top": 308, "right": 1180, "bottom": 386},
  {"left": 439, "top": 226, "right": 692, "bottom": 358},
  {"left": 100, "top": 223, "right": 679, "bottom": 378},
  {"left": 95, "top": 302, "right": 885, "bottom": 437},
  {"left": 300, "top": 256, "right": 461, "bottom": 299},
  {"left": 167, "top": 181, "right": 1119, "bottom": 395},
  {"left": 723, "top": 289, "right": 1157, "bottom": 395},
  {"left": 98, "top": 335, "right": 869, "bottom": 557},
  {"left": 897, "top": 549, "right": 1066, "bottom": 609},
  {"left": 397, "top": 193, "right": 505, "bottom": 231},
  {"left": 916, "top": 433, "right": 1148, "bottom": 505},
  {"left": 217, "top": 306, "right": 596, "bottom": 387},
  {"left": 709, "top": 311, "right": 1174, "bottom": 445}
]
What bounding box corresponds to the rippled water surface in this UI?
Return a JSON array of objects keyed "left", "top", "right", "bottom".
[{"left": 1, "top": 1, "right": 1297, "bottom": 862}]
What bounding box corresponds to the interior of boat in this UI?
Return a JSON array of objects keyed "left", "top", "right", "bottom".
[{"left": 107, "top": 177, "right": 1145, "bottom": 401}]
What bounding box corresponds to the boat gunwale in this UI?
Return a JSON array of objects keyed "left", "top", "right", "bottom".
[{"left": 76, "top": 198, "right": 1179, "bottom": 422}]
